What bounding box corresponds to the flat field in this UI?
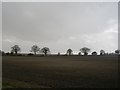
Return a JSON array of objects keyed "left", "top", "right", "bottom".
[{"left": 2, "top": 55, "right": 118, "bottom": 88}]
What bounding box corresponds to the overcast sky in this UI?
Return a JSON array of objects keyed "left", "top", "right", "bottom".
[{"left": 2, "top": 2, "right": 118, "bottom": 54}]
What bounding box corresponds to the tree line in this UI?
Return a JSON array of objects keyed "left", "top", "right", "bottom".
[{"left": 0, "top": 45, "right": 120, "bottom": 56}]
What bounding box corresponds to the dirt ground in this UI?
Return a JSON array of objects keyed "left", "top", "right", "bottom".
[{"left": 2, "top": 55, "right": 118, "bottom": 88}]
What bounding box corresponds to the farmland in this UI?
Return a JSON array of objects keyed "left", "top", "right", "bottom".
[{"left": 2, "top": 55, "right": 118, "bottom": 88}]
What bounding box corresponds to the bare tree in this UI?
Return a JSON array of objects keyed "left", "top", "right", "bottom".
[
  {"left": 31, "top": 45, "right": 40, "bottom": 55},
  {"left": 80, "top": 47, "right": 90, "bottom": 55},
  {"left": 11, "top": 45, "right": 20, "bottom": 55},
  {"left": 41, "top": 47, "right": 50, "bottom": 56},
  {"left": 100, "top": 50, "right": 105, "bottom": 55},
  {"left": 66, "top": 49, "right": 73, "bottom": 55}
]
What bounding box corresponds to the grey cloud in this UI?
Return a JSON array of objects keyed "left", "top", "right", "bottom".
[{"left": 2, "top": 2, "right": 118, "bottom": 53}]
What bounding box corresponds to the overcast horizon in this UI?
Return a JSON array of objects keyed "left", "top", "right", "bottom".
[{"left": 2, "top": 2, "right": 118, "bottom": 54}]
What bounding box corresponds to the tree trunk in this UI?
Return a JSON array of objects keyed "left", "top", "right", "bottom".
[
  {"left": 15, "top": 49, "right": 17, "bottom": 55},
  {"left": 45, "top": 51, "right": 47, "bottom": 56},
  {"left": 34, "top": 52, "right": 36, "bottom": 55}
]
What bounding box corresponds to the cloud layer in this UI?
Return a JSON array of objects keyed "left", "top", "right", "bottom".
[{"left": 2, "top": 2, "right": 118, "bottom": 54}]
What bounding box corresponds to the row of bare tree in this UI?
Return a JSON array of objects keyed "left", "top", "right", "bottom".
[
  {"left": 10, "top": 45, "right": 50, "bottom": 56},
  {"left": 1, "top": 45, "right": 120, "bottom": 56}
]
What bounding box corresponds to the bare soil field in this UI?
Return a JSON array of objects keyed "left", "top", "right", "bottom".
[{"left": 2, "top": 56, "right": 118, "bottom": 88}]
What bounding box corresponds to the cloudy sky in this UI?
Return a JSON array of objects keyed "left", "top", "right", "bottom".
[{"left": 2, "top": 2, "right": 118, "bottom": 54}]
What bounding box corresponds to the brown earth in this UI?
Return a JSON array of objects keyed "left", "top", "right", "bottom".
[{"left": 2, "top": 55, "right": 118, "bottom": 88}]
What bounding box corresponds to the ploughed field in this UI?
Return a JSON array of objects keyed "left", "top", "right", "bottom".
[{"left": 2, "top": 56, "right": 118, "bottom": 88}]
